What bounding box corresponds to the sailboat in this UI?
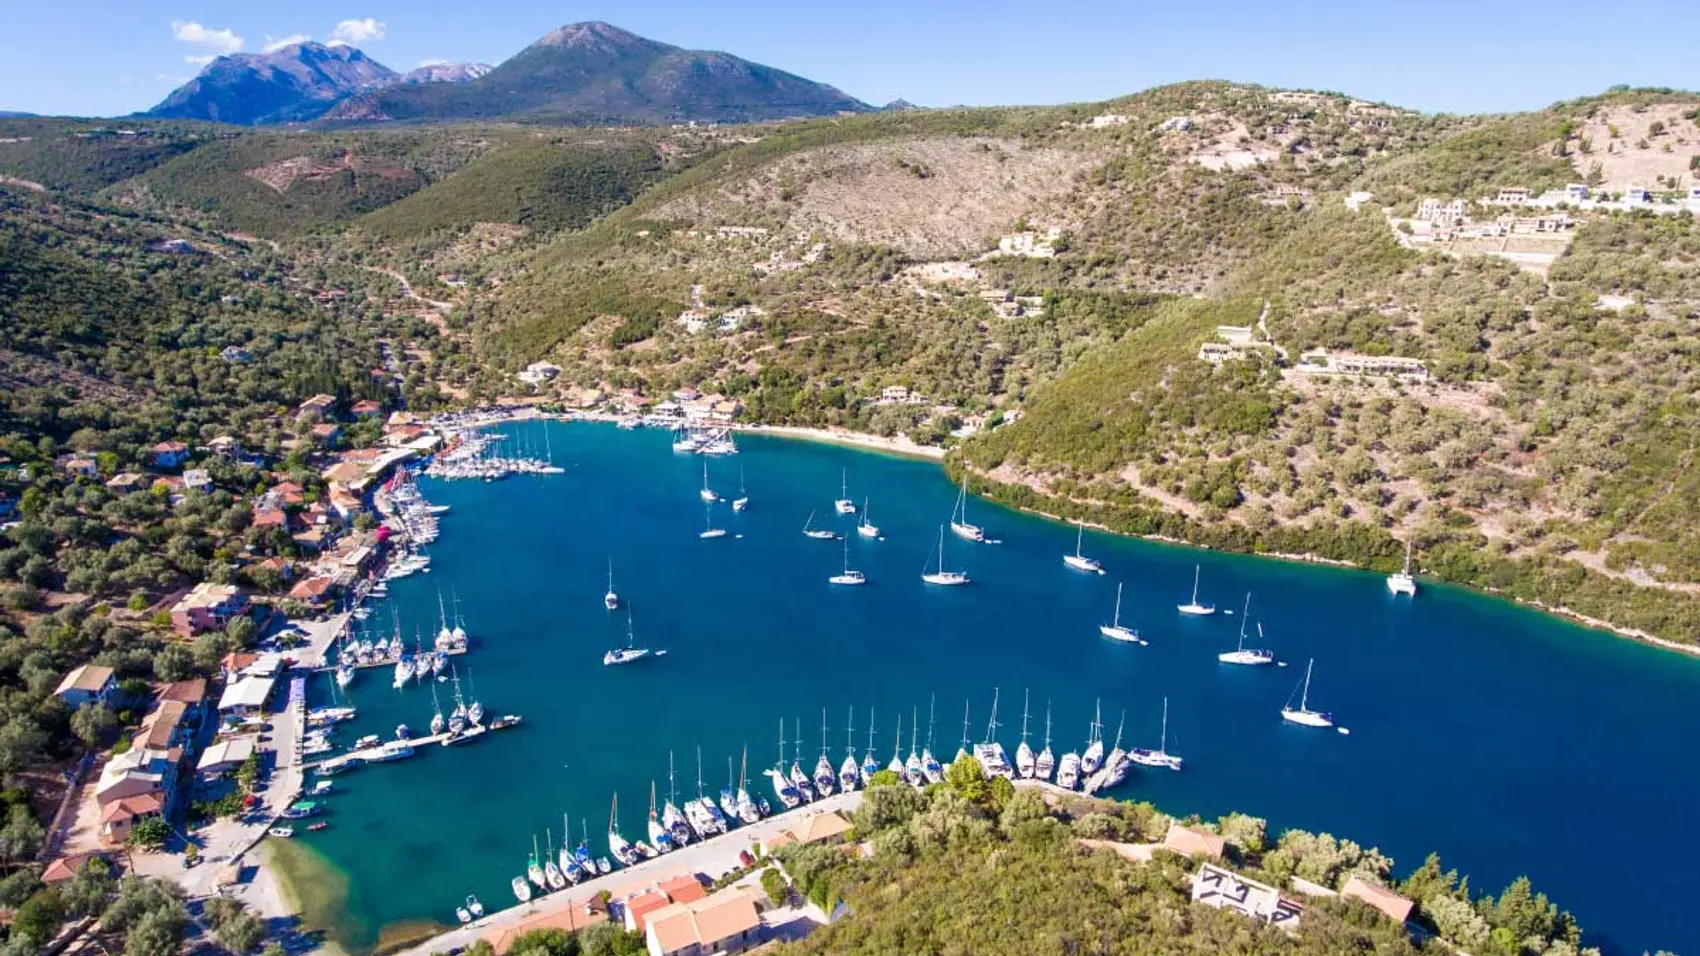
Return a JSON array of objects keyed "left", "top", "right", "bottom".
[
  {"left": 1015, "top": 689, "right": 1036, "bottom": 778},
  {"left": 920, "top": 695, "right": 943, "bottom": 783},
  {"left": 921, "top": 525, "right": 970, "bottom": 585},
  {"left": 788, "top": 717, "right": 816, "bottom": 800},
  {"left": 1034, "top": 700, "right": 1056, "bottom": 781},
  {"left": 429, "top": 681, "right": 447, "bottom": 737},
  {"left": 698, "top": 460, "right": 718, "bottom": 503},
  {"left": 904, "top": 707, "right": 925, "bottom": 786},
  {"left": 801, "top": 509, "right": 837, "bottom": 540},
  {"left": 556, "top": 815, "right": 583, "bottom": 883},
  {"left": 829, "top": 538, "right": 866, "bottom": 586},
  {"left": 834, "top": 468, "right": 857, "bottom": 514},
  {"left": 886, "top": 714, "right": 905, "bottom": 777},
  {"left": 1128, "top": 697, "right": 1185, "bottom": 770},
  {"left": 1281, "top": 658, "right": 1336, "bottom": 728},
  {"left": 860, "top": 708, "right": 880, "bottom": 784},
  {"left": 736, "top": 747, "right": 761, "bottom": 824},
  {"left": 949, "top": 471, "right": 986, "bottom": 542},
  {"left": 1219, "top": 593, "right": 1275, "bottom": 665},
  {"left": 838, "top": 706, "right": 861, "bottom": 793},
  {"left": 732, "top": 467, "right": 749, "bottom": 512},
  {"left": 698, "top": 501, "right": 727, "bottom": 539},
  {"left": 465, "top": 667, "right": 483, "bottom": 726},
  {"left": 663, "top": 753, "right": 692, "bottom": 846},
  {"left": 719, "top": 755, "right": 740, "bottom": 823},
  {"left": 1177, "top": 564, "right": 1217, "bottom": 615},
  {"left": 768, "top": 720, "right": 802, "bottom": 808},
  {"left": 1080, "top": 700, "right": 1105, "bottom": 775},
  {"left": 435, "top": 591, "right": 455, "bottom": 648},
  {"left": 526, "top": 836, "right": 546, "bottom": 888},
  {"left": 604, "top": 558, "right": 620, "bottom": 610},
  {"left": 543, "top": 830, "right": 567, "bottom": 889},
  {"left": 1099, "top": 583, "right": 1142, "bottom": 643},
  {"left": 1056, "top": 750, "right": 1082, "bottom": 790},
  {"left": 1387, "top": 539, "right": 1418, "bottom": 596},
  {"left": 952, "top": 702, "right": 971, "bottom": 765},
  {"left": 608, "top": 794, "right": 639, "bottom": 867},
  {"left": 672, "top": 425, "right": 697, "bottom": 453},
  {"left": 1085, "top": 711, "right": 1129, "bottom": 794},
  {"left": 972, "top": 689, "right": 1012, "bottom": 778},
  {"left": 647, "top": 781, "right": 676, "bottom": 853},
  {"left": 604, "top": 610, "right": 655, "bottom": 666},
  {"left": 1063, "top": 521, "right": 1103, "bottom": 573},
  {"left": 857, "top": 498, "right": 879, "bottom": 538},
  {"left": 812, "top": 710, "right": 836, "bottom": 796},
  {"left": 466, "top": 895, "right": 484, "bottom": 918}
]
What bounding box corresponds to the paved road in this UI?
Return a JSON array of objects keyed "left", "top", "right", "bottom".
[{"left": 395, "top": 790, "right": 864, "bottom": 956}]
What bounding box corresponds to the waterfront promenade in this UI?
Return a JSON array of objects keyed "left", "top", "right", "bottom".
[{"left": 394, "top": 789, "right": 864, "bottom": 956}]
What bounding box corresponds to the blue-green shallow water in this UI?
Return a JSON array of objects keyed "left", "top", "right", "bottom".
[{"left": 303, "top": 420, "right": 1699, "bottom": 956}]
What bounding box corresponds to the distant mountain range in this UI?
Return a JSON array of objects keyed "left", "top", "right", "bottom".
[{"left": 146, "top": 22, "right": 868, "bottom": 127}]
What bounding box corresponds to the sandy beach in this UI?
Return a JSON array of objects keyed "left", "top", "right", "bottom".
[{"left": 733, "top": 424, "right": 946, "bottom": 460}]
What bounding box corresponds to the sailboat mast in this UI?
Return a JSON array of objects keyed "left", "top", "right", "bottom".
[
  {"left": 984, "top": 687, "right": 1001, "bottom": 744},
  {"left": 820, "top": 708, "right": 829, "bottom": 759},
  {"left": 777, "top": 719, "right": 786, "bottom": 770},
  {"left": 845, "top": 706, "right": 856, "bottom": 758},
  {"left": 695, "top": 746, "right": 704, "bottom": 800},
  {"left": 1021, "top": 688, "right": 1031, "bottom": 745},
  {"left": 1114, "top": 583, "right": 1123, "bottom": 625},
  {"left": 910, "top": 707, "right": 919, "bottom": 755},
  {"left": 1160, "top": 697, "right": 1170, "bottom": 752},
  {"left": 668, "top": 751, "right": 677, "bottom": 804},
  {"left": 1191, "top": 565, "right": 1201, "bottom": 604},
  {"left": 926, "top": 693, "right": 936, "bottom": 751},
  {"left": 1301, "top": 659, "right": 1314, "bottom": 711},
  {"left": 1043, "top": 700, "right": 1052, "bottom": 749},
  {"left": 959, "top": 701, "right": 971, "bottom": 752},
  {"left": 866, "top": 707, "right": 875, "bottom": 756}
]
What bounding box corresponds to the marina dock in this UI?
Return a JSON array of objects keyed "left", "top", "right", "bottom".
[{"left": 302, "top": 721, "right": 516, "bottom": 771}]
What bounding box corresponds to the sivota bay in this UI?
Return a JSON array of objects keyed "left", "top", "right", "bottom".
[{"left": 295, "top": 418, "right": 1700, "bottom": 955}]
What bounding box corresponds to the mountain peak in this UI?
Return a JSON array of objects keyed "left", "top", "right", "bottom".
[
  {"left": 532, "top": 21, "right": 663, "bottom": 53},
  {"left": 148, "top": 41, "right": 397, "bottom": 125}
]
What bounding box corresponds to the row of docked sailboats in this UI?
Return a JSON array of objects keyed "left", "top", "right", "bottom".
[{"left": 671, "top": 425, "right": 738, "bottom": 457}]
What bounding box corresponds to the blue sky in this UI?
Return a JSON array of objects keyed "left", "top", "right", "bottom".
[{"left": 4, "top": 0, "right": 1696, "bottom": 118}]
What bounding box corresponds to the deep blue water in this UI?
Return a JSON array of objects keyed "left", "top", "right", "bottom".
[{"left": 302, "top": 420, "right": 1700, "bottom": 955}]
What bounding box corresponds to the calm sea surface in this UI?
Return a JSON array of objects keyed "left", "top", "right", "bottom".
[{"left": 300, "top": 420, "right": 1700, "bottom": 955}]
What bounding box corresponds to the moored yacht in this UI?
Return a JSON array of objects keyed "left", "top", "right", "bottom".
[
  {"left": 698, "top": 461, "right": 717, "bottom": 503},
  {"left": 604, "top": 611, "right": 655, "bottom": 666},
  {"left": 812, "top": 711, "right": 837, "bottom": 797},
  {"left": 1281, "top": 659, "right": 1336, "bottom": 728},
  {"left": 1219, "top": 594, "right": 1275, "bottom": 665},
  {"left": 1177, "top": 564, "right": 1217, "bottom": 615},
  {"left": 860, "top": 708, "right": 880, "bottom": 784},
  {"left": 732, "top": 467, "right": 749, "bottom": 512},
  {"left": 949, "top": 472, "right": 986, "bottom": 542},
  {"left": 1056, "top": 750, "right": 1082, "bottom": 790},
  {"left": 801, "top": 509, "right": 837, "bottom": 540},
  {"left": 604, "top": 558, "right": 620, "bottom": 610},
  {"left": 1080, "top": 700, "right": 1105, "bottom": 776},
  {"left": 1127, "top": 697, "right": 1184, "bottom": 770},
  {"left": 1387, "top": 539, "right": 1418, "bottom": 596},
  {"left": 769, "top": 721, "right": 802, "bottom": 808},
  {"left": 834, "top": 469, "right": 857, "bottom": 515},
  {"left": 921, "top": 526, "right": 970, "bottom": 585},
  {"left": 1014, "top": 689, "right": 1036, "bottom": 778},
  {"left": 1063, "top": 521, "right": 1103, "bottom": 573},
  {"left": 829, "top": 538, "right": 866, "bottom": 586},
  {"left": 838, "top": 707, "right": 861, "bottom": 793},
  {"left": 647, "top": 781, "right": 676, "bottom": 853},
  {"left": 857, "top": 499, "right": 879, "bottom": 538},
  {"left": 1034, "top": 701, "right": 1056, "bottom": 781},
  {"left": 1099, "top": 583, "right": 1142, "bottom": 644},
  {"left": 971, "top": 688, "right": 1012, "bottom": 779},
  {"left": 698, "top": 502, "right": 727, "bottom": 539}
]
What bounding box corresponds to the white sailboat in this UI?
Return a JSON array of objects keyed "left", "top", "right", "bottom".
[
  {"left": 671, "top": 425, "right": 697, "bottom": 453},
  {"left": 1034, "top": 700, "right": 1055, "bottom": 781},
  {"left": 801, "top": 509, "right": 836, "bottom": 540},
  {"left": 1387, "top": 539, "right": 1418, "bottom": 596},
  {"left": 1098, "top": 583, "right": 1143, "bottom": 643},
  {"left": 1177, "top": 564, "right": 1217, "bottom": 615},
  {"left": 829, "top": 538, "right": 866, "bottom": 586},
  {"left": 608, "top": 794, "right": 638, "bottom": 867},
  {"left": 698, "top": 461, "right": 718, "bottom": 503},
  {"left": 921, "top": 695, "right": 943, "bottom": 783},
  {"left": 903, "top": 709, "right": 925, "bottom": 786},
  {"left": 1063, "top": 521, "right": 1103, "bottom": 573},
  {"left": 838, "top": 707, "right": 860, "bottom": 793},
  {"left": 813, "top": 710, "right": 836, "bottom": 797},
  {"left": 789, "top": 717, "right": 815, "bottom": 801},
  {"left": 647, "top": 781, "right": 676, "bottom": 852},
  {"left": 857, "top": 498, "right": 879, "bottom": 538},
  {"left": 769, "top": 721, "right": 801, "bottom": 809},
  {"left": 736, "top": 747, "right": 761, "bottom": 825},
  {"left": 1219, "top": 593, "right": 1275, "bottom": 665},
  {"left": 860, "top": 708, "right": 880, "bottom": 784},
  {"left": 1014, "top": 688, "right": 1036, "bottom": 778},
  {"left": 732, "top": 467, "right": 749, "bottom": 512},
  {"left": 604, "top": 558, "right": 620, "bottom": 610},
  {"left": 698, "top": 501, "right": 727, "bottom": 539},
  {"left": 1281, "top": 658, "right": 1335, "bottom": 728},
  {"left": 1080, "top": 700, "right": 1105, "bottom": 775},
  {"left": 1056, "top": 750, "right": 1081, "bottom": 790},
  {"left": 834, "top": 468, "right": 857, "bottom": 514},
  {"left": 603, "top": 611, "right": 655, "bottom": 666},
  {"left": 949, "top": 471, "right": 986, "bottom": 542},
  {"left": 921, "top": 525, "right": 970, "bottom": 585},
  {"left": 1128, "top": 697, "right": 1185, "bottom": 770}
]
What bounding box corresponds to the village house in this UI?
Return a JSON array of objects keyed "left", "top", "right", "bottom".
[
  {"left": 53, "top": 664, "right": 117, "bottom": 709},
  {"left": 309, "top": 423, "right": 343, "bottom": 446},
  {"left": 1192, "top": 863, "right": 1303, "bottom": 930},
  {"left": 1162, "top": 823, "right": 1226, "bottom": 859},
  {"left": 350, "top": 399, "right": 384, "bottom": 419},
  {"left": 994, "top": 228, "right": 1063, "bottom": 258},
  {"left": 105, "top": 472, "right": 147, "bottom": 494},
  {"left": 1296, "top": 349, "right": 1429, "bottom": 382},
  {"left": 219, "top": 345, "right": 253, "bottom": 363},
  {"left": 207, "top": 436, "right": 243, "bottom": 459},
  {"left": 155, "top": 679, "right": 211, "bottom": 734},
  {"left": 645, "top": 884, "right": 766, "bottom": 956},
  {"left": 183, "top": 469, "right": 213, "bottom": 493},
  {"left": 59, "top": 456, "right": 100, "bottom": 479},
  {"left": 194, "top": 734, "right": 257, "bottom": 785},
  {"left": 763, "top": 810, "right": 854, "bottom": 854},
  {"left": 1495, "top": 186, "right": 1531, "bottom": 204},
  {"left": 94, "top": 692, "right": 197, "bottom": 844},
  {"left": 1564, "top": 183, "right": 1590, "bottom": 202},
  {"left": 517, "top": 361, "right": 561, "bottom": 385},
  {"left": 482, "top": 902, "right": 607, "bottom": 955},
  {"left": 1621, "top": 186, "right": 1652, "bottom": 205},
  {"left": 270, "top": 481, "right": 306, "bottom": 506},
  {"left": 321, "top": 461, "right": 368, "bottom": 487},
  {"left": 1344, "top": 190, "right": 1375, "bottom": 211},
  {"left": 1416, "top": 198, "right": 1469, "bottom": 226},
  {"left": 151, "top": 441, "right": 190, "bottom": 469},
  {"left": 676, "top": 308, "right": 711, "bottom": 334},
  {"left": 169, "top": 583, "right": 250, "bottom": 637},
  {"left": 216, "top": 675, "right": 276, "bottom": 717},
  {"left": 250, "top": 504, "right": 294, "bottom": 536},
  {"left": 295, "top": 394, "right": 337, "bottom": 422},
  {"left": 286, "top": 575, "right": 337, "bottom": 607},
  {"left": 1341, "top": 876, "right": 1415, "bottom": 925}
]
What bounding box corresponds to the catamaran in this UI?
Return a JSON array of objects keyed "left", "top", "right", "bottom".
[
  {"left": 1387, "top": 539, "right": 1418, "bottom": 596},
  {"left": 699, "top": 502, "right": 727, "bottom": 539},
  {"left": 949, "top": 472, "right": 986, "bottom": 542},
  {"left": 838, "top": 706, "right": 861, "bottom": 793},
  {"left": 698, "top": 460, "right": 718, "bottom": 503},
  {"left": 1063, "top": 521, "right": 1103, "bottom": 573},
  {"left": 1099, "top": 583, "right": 1142, "bottom": 643},
  {"left": 604, "top": 611, "right": 656, "bottom": 666},
  {"left": 604, "top": 558, "right": 620, "bottom": 610},
  {"left": 768, "top": 720, "right": 802, "bottom": 808},
  {"left": 921, "top": 525, "right": 970, "bottom": 585},
  {"left": 1015, "top": 689, "right": 1036, "bottom": 778},
  {"left": 857, "top": 498, "right": 879, "bottom": 538},
  {"left": 1219, "top": 593, "right": 1275, "bottom": 665},
  {"left": 1128, "top": 697, "right": 1185, "bottom": 770},
  {"left": 1056, "top": 750, "right": 1082, "bottom": 790},
  {"left": 1177, "top": 564, "right": 1217, "bottom": 615},
  {"left": 1080, "top": 700, "right": 1105, "bottom": 776},
  {"left": 801, "top": 509, "right": 836, "bottom": 540},
  {"left": 834, "top": 468, "right": 857, "bottom": 514},
  {"left": 829, "top": 538, "right": 866, "bottom": 585},
  {"left": 813, "top": 711, "right": 836, "bottom": 796},
  {"left": 1281, "top": 658, "right": 1335, "bottom": 728},
  {"left": 972, "top": 688, "right": 1012, "bottom": 778},
  {"left": 1034, "top": 700, "right": 1056, "bottom": 781},
  {"left": 732, "top": 467, "right": 749, "bottom": 512},
  {"left": 1085, "top": 711, "right": 1130, "bottom": 794}
]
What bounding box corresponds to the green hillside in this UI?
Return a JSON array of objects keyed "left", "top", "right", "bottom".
[{"left": 0, "top": 117, "right": 216, "bottom": 193}]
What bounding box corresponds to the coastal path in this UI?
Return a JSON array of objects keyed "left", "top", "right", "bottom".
[{"left": 393, "top": 790, "right": 864, "bottom": 956}]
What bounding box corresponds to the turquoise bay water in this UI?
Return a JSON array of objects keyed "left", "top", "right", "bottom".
[{"left": 305, "top": 420, "right": 1699, "bottom": 955}]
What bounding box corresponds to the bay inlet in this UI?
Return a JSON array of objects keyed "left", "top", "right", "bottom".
[{"left": 297, "top": 420, "right": 1699, "bottom": 955}]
